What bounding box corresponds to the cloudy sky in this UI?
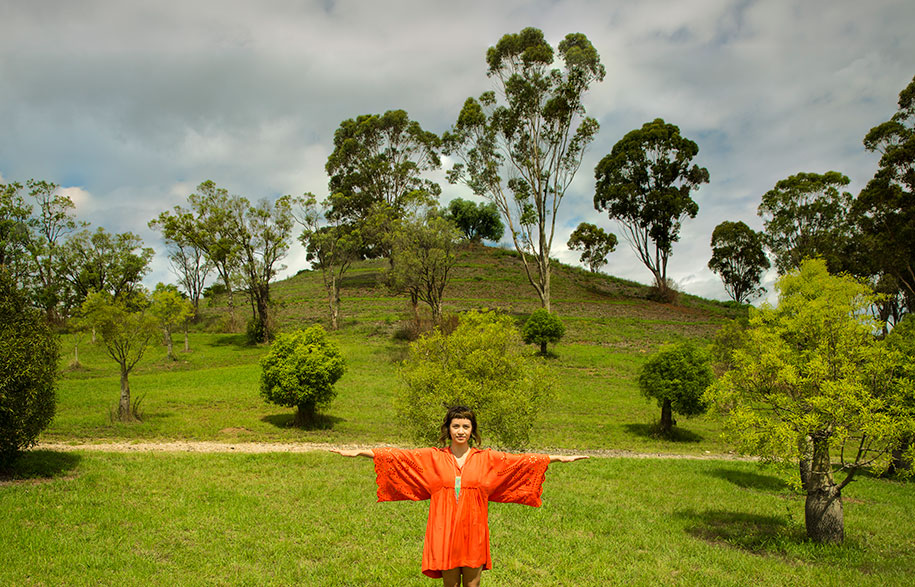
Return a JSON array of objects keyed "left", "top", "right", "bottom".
[{"left": 2, "top": 0, "right": 913, "bottom": 303}]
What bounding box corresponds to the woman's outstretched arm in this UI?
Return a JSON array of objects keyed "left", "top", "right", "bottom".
[
  {"left": 330, "top": 449, "right": 374, "bottom": 458},
  {"left": 548, "top": 455, "right": 589, "bottom": 463}
]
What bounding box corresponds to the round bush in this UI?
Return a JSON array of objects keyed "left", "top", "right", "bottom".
[
  {"left": 0, "top": 271, "right": 60, "bottom": 466},
  {"left": 521, "top": 309, "right": 566, "bottom": 354},
  {"left": 259, "top": 325, "right": 345, "bottom": 425},
  {"left": 637, "top": 341, "right": 713, "bottom": 435}
]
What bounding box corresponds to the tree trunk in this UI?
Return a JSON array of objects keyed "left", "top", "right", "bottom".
[
  {"left": 118, "top": 367, "right": 132, "bottom": 422},
  {"left": 165, "top": 328, "right": 176, "bottom": 360},
  {"left": 294, "top": 402, "right": 316, "bottom": 427},
  {"left": 660, "top": 399, "right": 673, "bottom": 435},
  {"left": 805, "top": 435, "right": 844, "bottom": 543},
  {"left": 184, "top": 323, "right": 190, "bottom": 352},
  {"left": 540, "top": 340, "right": 548, "bottom": 355},
  {"left": 888, "top": 436, "right": 912, "bottom": 476},
  {"left": 73, "top": 342, "right": 80, "bottom": 367},
  {"left": 798, "top": 434, "right": 813, "bottom": 491}
]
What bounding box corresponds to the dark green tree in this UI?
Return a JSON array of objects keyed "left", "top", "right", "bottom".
[
  {"left": 59, "top": 227, "right": 154, "bottom": 306},
  {"left": 594, "top": 119, "right": 710, "bottom": 300},
  {"left": 567, "top": 222, "right": 618, "bottom": 273},
  {"left": 443, "top": 198, "right": 504, "bottom": 243},
  {"left": 0, "top": 269, "right": 59, "bottom": 467},
  {"left": 757, "top": 171, "right": 853, "bottom": 275},
  {"left": 326, "top": 109, "right": 441, "bottom": 259},
  {"left": 521, "top": 308, "right": 566, "bottom": 355},
  {"left": 638, "top": 341, "right": 713, "bottom": 436},
  {"left": 386, "top": 213, "right": 461, "bottom": 326},
  {"left": 260, "top": 325, "right": 346, "bottom": 426},
  {"left": 0, "top": 181, "right": 31, "bottom": 283},
  {"left": 444, "top": 27, "right": 605, "bottom": 311},
  {"left": 853, "top": 75, "right": 915, "bottom": 313},
  {"left": 708, "top": 220, "right": 770, "bottom": 304}
]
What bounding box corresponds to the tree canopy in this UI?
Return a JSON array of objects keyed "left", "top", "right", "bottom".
[
  {"left": 708, "top": 220, "right": 770, "bottom": 304},
  {"left": 567, "top": 222, "right": 617, "bottom": 273},
  {"left": 443, "top": 198, "right": 504, "bottom": 243},
  {"left": 594, "top": 118, "right": 709, "bottom": 300},
  {"left": 444, "top": 27, "right": 605, "bottom": 311}
]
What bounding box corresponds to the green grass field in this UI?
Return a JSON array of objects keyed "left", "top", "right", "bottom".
[{"left": 4, "top": 246, "right": 913, "bottom": 585}]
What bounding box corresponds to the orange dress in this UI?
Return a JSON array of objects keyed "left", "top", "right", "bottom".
[{"left": 373, "top": 446, "right": 550, "bottom": 578}]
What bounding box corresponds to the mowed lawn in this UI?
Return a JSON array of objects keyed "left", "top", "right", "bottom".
[{"left": 2, "top": 451, "right": 912, "bottom": 586}]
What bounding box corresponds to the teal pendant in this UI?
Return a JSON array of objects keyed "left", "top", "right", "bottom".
[{"left": 454, "top": 476, "right": 461, "bottom": 502}]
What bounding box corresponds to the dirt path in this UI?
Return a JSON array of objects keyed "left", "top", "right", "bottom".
[{"left": 34, "top": 441, "right": 755, "bottom": 461}]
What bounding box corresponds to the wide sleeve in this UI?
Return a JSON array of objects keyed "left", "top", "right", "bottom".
[
  {"left": 485, "top": 451, "right": 551, "bottom": 507},
  {"left": 373, "top": 447, "right": 436, "bottom": 502}
]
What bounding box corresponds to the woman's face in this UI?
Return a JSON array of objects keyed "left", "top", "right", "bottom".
[{"left": 449, "top": 418, "right": 473, "bottom": 445}]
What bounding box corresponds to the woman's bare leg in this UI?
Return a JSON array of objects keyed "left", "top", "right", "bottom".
[{"left": 441, "top": 566, "right": 483, "bottom": 587}]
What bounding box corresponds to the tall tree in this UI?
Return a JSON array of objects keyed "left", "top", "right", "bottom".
[
  {"left": 80, "top": 291, "right": 158, "bottom": 421},
  {"left": 149, "top": 208, "right": 213, "bottom": 317},
  {"left": 326, "top": 109, "right": 441, "bottom": 258},
  {"left": 151, "top": 283, "right": 195, "bottom": 360},
  {"left": 757, "top": 171, "right": 853, "bottom": 275},
  {"left": 59, "top": 227, "right": 154, "bottom": 306},
  {"left": 0, "top": 181, "right": 31, "bottom": 282},
  {"left": 704, "top": 259, "right": 915, "bottom": 544},
  {"left": 295, "top": 194, "right": 365, "bottom": 331},
  {"left": 24, "top": 180, "right": 82, "bottom": 323},
  {"left": 594, "top": 119, "right": 709, "bottom": 300},
  {"left": 708, "top": 220, "right": 770, "bottom": 304},
  {"left": 854, "top": 74, "right": 915, "bottom": 313},
  {"left": 443, "top": 198, "right": 504, "bottom": 243},
  {"left": 444, "top": 27, "right": 605, "bottom": 311},
  {"left": 386, "top": 213, "right": 461, "bottom": 325},
  {"left": 567, "top": 222, "right": 618, "bottom": 273}
]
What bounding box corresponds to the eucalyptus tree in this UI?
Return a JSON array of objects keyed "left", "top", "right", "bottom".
[
  {"left": 59, "top": 226, "right": 154, "bottom": 306},
  {"left": 854, "top": 74, "right": 915, "bottom": 313},
  {"left": 443, "top": 198, "right": 504, "bottom": 243},
  {"left": 567, "top": 222, "right": 618, "bottom": 273},
  {"left": 444, "top": 27, "right": 605, "bottom": 311},
  {"left": 0, "top": 181, "right": 31, "bottom": 282},
  {"left": 593, "top": 119, "right": 709, "bottom": 301},
  {"left": 295, "top": 193, "right": 365, "bottom": 331},
  {"left": 708, "top": 220, "right": 770, "bottom": 304},
  {"left": 149, "top": 208, "right": 213, "bottom": 317},
  {"left": 757, "top": 171, "right": 853, "bottom": 275}
]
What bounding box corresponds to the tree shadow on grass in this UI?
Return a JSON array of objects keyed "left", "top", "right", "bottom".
[
  {"left": 706, "top": 466, "right": 789, "bottom": 493},
  {"left": 623, "top": 422, "right": 704, "bottom": 443},
  {"left": 0, "top": 450, "right": 82, "bottom": 485},
  {"left": 261, "top": 413, "right": 345, "bottom": 431},
  {"left": 676, "top": 508, "right": 801, "bottom": 555},
  {"left": 212, "top": 333, "right": 252, "bottom": 347}
]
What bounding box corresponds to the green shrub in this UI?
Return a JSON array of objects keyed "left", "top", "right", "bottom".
[
  {"left": 0, "top": 270, "right": 60, "bottom": 467},
  {"left": 399, "top": 309, "right": 556, "bottom": 448},
  {"left": 259, "top": 325, "right": 346, "bottom": 426},
  {"left": 637, "top": 341, "right": 713, "bottom": 436},
  {"left": 521, "top": 308, "right": 566, "bottom": 355}
]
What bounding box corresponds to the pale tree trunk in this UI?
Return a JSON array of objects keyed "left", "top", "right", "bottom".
[
  {"left": 165, "top": 328, "right": 176, "bottom": 360},
  {"left": 805, "top": 435, "right": 844, "bottom": 543},
  {"left": 118, "top": 367, "right": 132, "bottom": 422},
  {"left": 184, "top": 322, "right": 190, "bottom": 352}
]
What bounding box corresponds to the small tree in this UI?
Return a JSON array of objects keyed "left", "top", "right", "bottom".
[
  {"left": 704, "top": 259, "right": 915, "bottom": 544},
  {"left": 0, "top": 270, "right": 59, "bottom": 467},
  {"left": 399, "top": 309, "right": 556, "bottom": 448},
  {"left": 81, "top": 291, "right": 158, "bottom": 421},
  {"left": 443, "top": 198, "right": 504, "bottom": 243},
  {"left": 260, "top": 325, "right": 346, "bottom": 426},
  {"left": 567, "top": 222, "right": 618, "bottom": 273},
  {"left": 151, "top": 283, "right": 195, "bottom": 360},
  {"left": 708, "top": 220, "right": 770, "bottom": 304},
  {"left": 521, "top": 309, "right": 566, "bottom": 355},
  {"left": 637, "top": 341, "right": 713, "bottom": 436}
]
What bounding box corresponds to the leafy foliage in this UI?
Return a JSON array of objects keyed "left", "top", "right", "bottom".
[
  {"left": 521, "top": 308, "right": 566, "bottom": 355},
  {"left": 151, "top": 284, "right": 195, "bottom": 359},
  {"left": 443, "top": 198, "right": 504, "bottom": 243},
  {"left": 398, "top": 309, "right": 556, "bottom": 448},
  {"left": 0, "top": 270, "right": 59, "bottom": 466},
  {"left": 757, "top": 171, "right": 853, "bottom": 275},
  {"left": 853, "top": 75, "right": 915, "bottom": 313},
  {"left": 594, "top": 118, "right": 709, "bottom": 297},
  {"left": 60, "top": 226, "right": 154, "bottom": 305},
  {"left": 637, "top": 341, "right": 713, "bottom": 435},
  {"left": 386, "top": 213, "right": 460, "bottom": 325},
  {"left": 704, "top": 259, "right": 915, "bottom": 542},
  {"left": 259, "top": 325, "right": 346, "bottom": 425},
  {"left": 567, "top": 222, "right": 617, "bottom": 273},
  {"left": 444, "top": 27, "right": 605, "bottom": 310},
  {"left": 708, "top": 220, "right": 770, "bottom": 304}
]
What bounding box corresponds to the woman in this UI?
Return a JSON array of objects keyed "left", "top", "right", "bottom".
[{"left": 332, "top": 406, "right": 587, "bottom": 586}]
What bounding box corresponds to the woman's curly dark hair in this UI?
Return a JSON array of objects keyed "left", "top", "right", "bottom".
[{"left": 437, "top": 405, "right": 482, "bottom": 447}]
